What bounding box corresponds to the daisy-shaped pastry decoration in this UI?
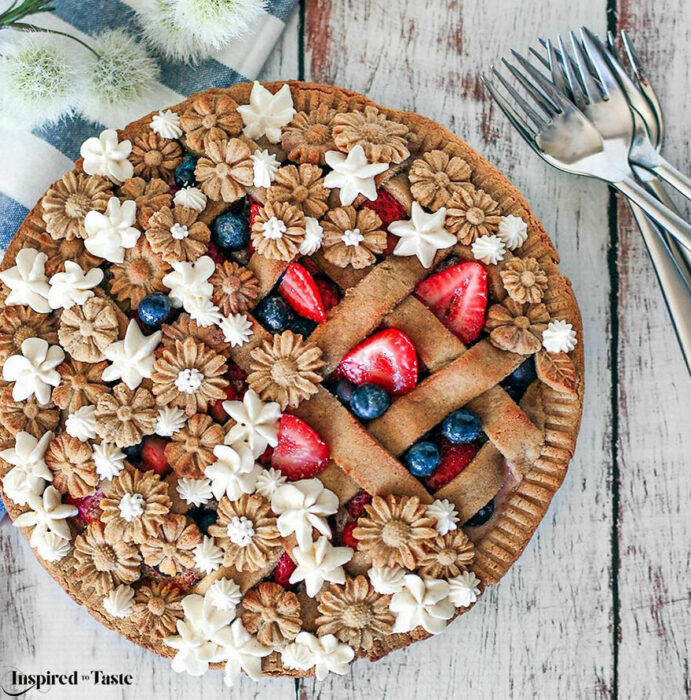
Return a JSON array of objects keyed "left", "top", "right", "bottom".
[{"left": 388, "top": 202, "right": 456, "bottom": 268}]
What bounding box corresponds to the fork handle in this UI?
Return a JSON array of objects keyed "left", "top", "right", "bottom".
[
  {"left": 615, "top": 175, "right": 691, "bottom": 252},
  {"left": 628, "top": 200, "right": 691, "bottom": 373},
  {"left": 635, "top": 159, "right": 691, "bottom": 202}
]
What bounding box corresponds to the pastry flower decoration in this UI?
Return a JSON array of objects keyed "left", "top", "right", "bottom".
[
  {"left": 3, "top": 337, "right": 64, "bottom": 404},
  {"left": 47, "top": 261, "right": 104, "bottom": 310},
  {"left": 238, "top": 81, "right": 296, "bottom": 144},
  {"left": 214, "top": 618, "right": 273, "bottom": 687},
  {"left": 162, "top": 255, "right": 215, "bottom": 310},
  {"left": 389, "top": 574, "right": 454, "bottom": 635},
  {"left": 0, "top": 431, "right": 54, "bottom": 506},
  {"left": 84, "top": 197, "right": 141, "bottom": 263},
  {"left": 324, "top": 145, "right": 389, "bottom": 206},
  {"left": 281, "top": 632, "right": 355, "bottom": 680},
  {"left": 80, "top": 129, "right": 134, "bottom": 184},
  {"left": 0, "top": 248, "right": 51, "bottom": 313},
  {"left": 204, "top": 443, "right": 262, "bottom": 501},
  {"left": 542, "top": 319, "right": 578, "bottom": 353},
  {"left": 271, "top": 479, "right": 339, "bottom": 549},
  {"left": 102, "top": 319, "right": 162, "bottom": 390},
  {"left": 288, "top": 535, "right": 354, "bottom": 598},
  {"left": 151, "top": 110, "right": 183, "bottom": 140},
  {"left": 12, "top": 484, "right": 78, "bottom": 549},
  {"left": 251, "top": 148, "right": 280, "bottom": 188},
  {"left": 389, "top": 202, "right": 456, "bottom": 268},
  {"left": 222, "top": 388, "right": 281, "bottom": 458},
  {"left": 447, "top": 571, "right": 482, "bottom": 608}
]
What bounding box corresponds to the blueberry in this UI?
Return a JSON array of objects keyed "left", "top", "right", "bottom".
[
  {"left": 174, "top": 154, "right": 197, "bottom": 188},
  {"left": 255, "top": 296, "right": 293, "bottom": 333},
  {"left": 503, "top": 383, "right": 525, "bottom": 403},
  {"left": 187, "top": 507, "right": 218, "bottom": 536},
  {"left": 465, "top": 499, "right": 495, "bottom": 526},
  {"left": 350, "top": 383, "right": 391, "bottom": 420},
  {"left": 290, "top": 317, "right": 318, "bottom": 338},
  {"left": 138, "top": 292, "right": 172, "bottom": 327},
  {"left": 335, "top": 378, "right": 356, "bottom": 404},
  {"left": 508, "top": 358, "right": 537, "bottom": 386},
  {"left": 123, "top": 441, "right": 144, "bottom": 463},
  {"left": 442, "top": 408, "right": 482, "bottom": 444},
  {"left": 405, "top": 441, "right": 440, "bottom": 477},
  {"left": 212, "top": 211, "right": 250, "bottom": 252}
]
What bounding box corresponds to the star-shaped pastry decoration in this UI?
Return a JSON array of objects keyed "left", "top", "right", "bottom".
[
  {"left": 324, "top": 145, "right": 389, "bottom": 206},
  {"left": 102, "top": 319, "right": 162, "bottom": 390},
  {"left": 388, "top": 202, "right": 456, "bottom": 268}
]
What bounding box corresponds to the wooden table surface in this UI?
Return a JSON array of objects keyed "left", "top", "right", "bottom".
[{"left": 1, "top": 1, "right": 689, "bottom": 698}]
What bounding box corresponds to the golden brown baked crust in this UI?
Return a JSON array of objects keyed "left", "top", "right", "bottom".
[{"left": 0, "top": 81, "right": 583, "bottom": 677}]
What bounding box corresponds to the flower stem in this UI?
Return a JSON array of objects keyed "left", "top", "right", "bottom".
[{"left": 10, "top": 23, "right": 101, "bottom": 58}]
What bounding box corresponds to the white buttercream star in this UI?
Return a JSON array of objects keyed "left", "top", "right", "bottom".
[
  {"left": 12, "top": 485, "right": 78, "bottom": 548},
  {"left": 162, "top": 255, "right": 215, "bottom": 309},
  {"left": 155, "top": 405, "right": 187, "bottom": 437},
  {"left": 3, "top": 337, "right": 64, "bottom": 404},
  {"left": 0, "top": 248, "right": 51, "bottom": 313},
  {"left": 299, "top": 217, "right": 324, "bottom": 255},
  {"left": 254, "top": 467, "right": 287, "bottom": 500},
  {"left": 0, "top": 431, "right": 53, "bottom": 506},
  {"left": 103, "top": 584, "right": 135, "bottom": 618},
  {"left": 213, "top": 618, "right": 273, "bottom": 687},
  {"left": 323, "top": 145, "right": 389, "bottom": 205},
  {"left": 289, "top": 535, "right": 353, "bottom": 597},
  {"left": 84, "top": 197, "right": 140, "bottom": 263},
  {"left": 222, "top": 389, "right": 281, "bottom": 458},
  {"left": 471, "top": 234, "right": 506, "bottom": 265},
  {"left": 174, "top": 186, "right": 207, "bottom": 213},
  {"left": 368, "top": 566, "right": 407, "bottom": 595},
  {"left": 497, "top": 214, "right": 528, "bottom": 250},
  {"left": 92, "top": 442, "right": 126, "bottom": 480},
  {"left": 218, "top": 313, "right": 253, "bottom": 347},
  {"left": 102, "top": 319, "right": 162, "bottom": 390},
  {"left": 47, "top": 261, "right": 103, "bottom": 310},
  {"left": 36, "top": 531, "right": 71, "bottom": 562},
  {"left": 447, "top": 571, "right": 482, "bottom": 608},
  {"left": 281, "top": 632, "right": 354, "bottom": 681},
  {"left": 251, "top": 148, "right": 280, "bottom": 188},
  {"left": 206, "top": 578, "right": 242, "bottom": 613},
  {"left": 151, "top": 109, "right": 182, "bottom": 139},
  {"left": 238, "top": 81, "right": 296, "bottom": 143},
  {"left": 65, "top": 405, "right": 98, "bottom": 442},
  {"left": 390, "top": 574, "right": 454, "bottom": 635},
  {"left": 426, "top": 498, "right": 459, "bottom": 536},
  {"left": 193, "top": 536, "right": 224, "bottom": 575},
  {"left": 542, "top": 319, "right": 578, "bottom": 353},
  {"left": 389, "top": 202, "right": 456, "bottom": 268},
  {"left": 176, "top": 478, "right": 213, "bottom": 507},
  {"left": 184, "top": 295, "right": 222, "bottom": 327},
  {"left": 205, "top": 443, "right": 261, "bottom": 501},
  {"left": 80, "top": 129, "right": 133, "bottom": 184}
]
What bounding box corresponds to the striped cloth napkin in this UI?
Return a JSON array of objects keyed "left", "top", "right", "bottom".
[{"left": 0, "top": 0, "right": 297, "bottom": 252}]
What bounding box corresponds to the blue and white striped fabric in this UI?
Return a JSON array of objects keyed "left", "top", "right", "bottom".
[{"left": 0, "top": 0, "right": 297, "bottom": 252}]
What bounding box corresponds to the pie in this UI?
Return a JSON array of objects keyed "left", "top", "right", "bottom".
[{"left": 0, "top": 81, "right": 583, "bottom": 684}]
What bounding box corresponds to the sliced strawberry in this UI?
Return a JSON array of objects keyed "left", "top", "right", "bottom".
[
  {"left": 249, "top": 201, "right": 262, "bottom": 228},
  {"left": 300, "top": 257, "right": 322, "bottom": 276},
  {"left": 205, "top": 241, "right": 225, "bottom": 266},
  {"left": 273, "top": 551, "right": 297, "bottom": 587},
  {"left": 258, "top": 446, "right": 274, "bottom": 466},
  {"left": 315, "top": 277, "right": 340, "bottom": 311},
  {"left": 345, "top": 489, "right": 372, "bottom": 518},
  {"left": 65, "top": 488, "right": 104, "bottom": 525},
  {"left": 339, "top": 328, "right": 418, "bottom": 395},
  {"left": 271, "top": 414, "right": 330, "bottom": 481},
  {"left": 415, "top": 262, "right": 487, "bottom": 345},
  {"left": 424, "top": 442, "right": 478, "bottom": 490},
  {"left": 362, "top": 188, "right": 407, "bottom": 229},
  {"left": 141, "top": 436, "right": 171, "bottom": 476},
  {"left": 210, "top": 384, "right": 240, "bottom": 422},
  {"left": 278, "top": 262, "right": 326, "bottom": 323},
  {"left": 341, "top": 521, "right": 359, "bottom": 550}
]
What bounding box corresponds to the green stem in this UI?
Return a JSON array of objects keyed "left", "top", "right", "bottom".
[{"left": 10, "top": 23, "right": 101, "bottom": 59}]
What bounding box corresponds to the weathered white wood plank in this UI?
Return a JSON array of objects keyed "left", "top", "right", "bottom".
[
  {"left": 614, "top": 1, "right": 691, "bottom": 698},
  {"left": 301, "top": 1, "right": 614, "bottom": 696}
]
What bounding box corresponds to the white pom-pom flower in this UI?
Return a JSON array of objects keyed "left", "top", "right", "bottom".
[
  {"left": 65, "top": 405, "right": 98, "bottom": 442},
  {"left": 93, "top": 442, "right": 126, "bottom": 480},
  {"left": 497, "top": 214, "right": 528, "bottom": 250},
  {"left": 174, "top": 187, "right": 207, "bottom": 213}
]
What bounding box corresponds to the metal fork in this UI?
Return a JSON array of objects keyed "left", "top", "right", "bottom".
[{"left": 483, "top": 41, "right": 691, "bottom": 253}]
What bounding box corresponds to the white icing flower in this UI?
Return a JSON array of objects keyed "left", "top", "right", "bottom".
[
  {"left": 102, "top": 319, "right": 162, "bottom": 390},
  {"left": 3, "top": 338, "right": 64, "bottom": 404},
  {"left": 170, "top": 223, "right": 190, "bottom": 241},
  {"left": 80, "top": 129, "right": 134, "bottom": 184},
  {"left": 93, "top": 442, "right": 126, "bottom": 480},
  {"left": 175, "top": 368, "right": 204, "bottom": 394},
  {"left": 261, "top": 216, "right": 287, "bottom": 240},
  {"left": 299, "top": 217, "right": 324, "bottom": 255},
  {"left": 0, "top": 248, "right": 51, "bottom": 313},
  {"left": 471, "top": 234, "right": 506, "bottom": 265},
  {"left": 84, "top": 197, "right": 140, "bottom": 263},
  {"left": 497, "top": 214, "right": 528, "bottom": 250},
  {"left": 289, "top": 535, "right": 353, "bottom": 597},
  {"left": 447, "top": 571, "right": 482, "bottom": 608},
  {"left": 251, "top": 148, "right": 279, "bottom": 188},
  {"left": 162, "top": 256, "right": 215, "bottom": 309},
  {"left": 155, "top": 405, "right": 187, "bottom": 437},
  {"left": 389, "top": 202, "right": 456, "bottom": 268},
  {"left": 0, "top": 431, "right": 53, "bottom": 506},
  {"left": 238, "top": 81, "right": 296, "bottom": 144},
  {"left": 226, "top": 515, "right": 255, "bottom": 546},
  {"left": 282, "top": 632, "right": 354, "bottom": 680},
  {"left": 185, "top": 295, "right": 222, "bottom": 328},
  {"left": 193, "top": 536, "right": 224, "bottom": 574},
  {"left": 214, "top": 618, "right": 272, "bottom": 687},
  {"left": 368, "top": 566, "right": 407, "bottom": 595},
  {"left": 206, "top": 578, "right": 242, "bottom": 613},
  {"left": 254, "top": 467, "right": 287, "bottom": 500},
  {"left": 390, "top": 574, "right": 454, "bottom": 635},
  {"left": 324, "top": 145, "right": 389, "bottom": 205},
  {"left": 118, "top": 492, "right": 145, "bottom": 521},
  {"left": 223, "top": 389, "right": 281, "bottom": 458},
  {"left": 103, "top": 584, "right": 135, "bottom": 618},
  {"left": 65, "top": 405, "right": 98, "bottom": 442},
  {"left": 164, "top": 594, "right": 233, "bottom": 676},
  {"left": 205, "top": 443, "right": 261, "bottom": 501},
  {"left": 219, "top": 313, "right": 253, "bottom": 347},
  {"left": 272, "top": 479, "right": 339, "bottom": 549},
  {"left": 176, "top": 478, "right": 212, "bottom": 507},
  {"left": 47, "top": 261, "right": 103, "bottom": 310},
  {"left": 174, "top": 186, "right": 207, "bottom": 213},
  {"left": 151, "top": 109, "right": 182, "bottom": 139},
  {"left": 341, "top": 227, "right": 364, "bottom": 247},
  {"left": 542, "top": 319, "right": 578, "bottom": 353},
  {"left": 36, "top": 530, "right": 71, "bottom": 562},
  {"left": 426, "top": 499, "right": 459, "bottom": 536},
  {"left": 13, "top": 485, "right": 78, "bottom": 548}
]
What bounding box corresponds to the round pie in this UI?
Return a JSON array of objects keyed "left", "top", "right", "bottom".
[{"left": 0, "top": 81, "right": 583, "bottom": 684}]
